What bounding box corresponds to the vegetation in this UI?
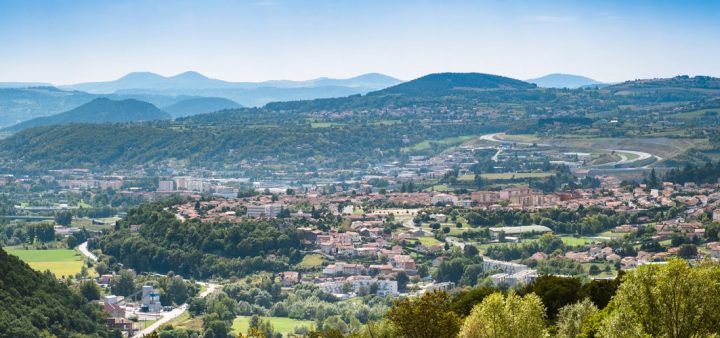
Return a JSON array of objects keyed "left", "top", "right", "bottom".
[
  {"left": 0, "top": 248, "right": 110, "bottom": 337},
  {"left": 96, "top": 202, "right": 304, "bottom": 279}
]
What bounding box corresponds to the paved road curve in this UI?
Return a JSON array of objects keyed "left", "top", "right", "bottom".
[
  {"left": 78, "top": 241, "right": 98, "bottom": 262},
  {"left": 132, "top": 282, "right": 219, "bottom": 338}
]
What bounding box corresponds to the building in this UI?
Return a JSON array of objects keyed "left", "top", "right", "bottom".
[
  {"left": 107, "top": 318, "right": 135, "bottom": 335},
  {"left": 141, "top": 285, "right": 162, "bottom": 313},
  {"left": 158, "top": 180, "right": 174, "bottom": 192},
  {"left": 431, "top": 193, "right": 456, "bottom": 205},
  {"left": 391, "top": 255, "right": 417, "bottom": 271},
  {"left": 489, "top": 269, "right": 538, "bottom": 286},
  {"left": 714, "top": 209, "right": 720, "bottom": 222},
  {"left": 246, "top": 204, "right": 283, "bottom": 218},
  {"left": 482, "top": 257, "right": 528, "bottom": 274}
]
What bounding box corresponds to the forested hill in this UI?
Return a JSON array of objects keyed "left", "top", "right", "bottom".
[
  {"left": 96, "top": 202, "right": 304, "bottom": 279},
  {"left": 0, "top": 248, "right": 110, "bottom": 337},
  {"left": 372, "top": 72, "right": 537, "bottom": 96},
  {"left": 5, "top": 97, "right": 170, "bottom": 131}
]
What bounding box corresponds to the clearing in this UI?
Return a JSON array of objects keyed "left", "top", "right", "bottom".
[
  {"left": 232, "top": 316, "right": 314, "bottom": 335},
  {"left": 5, "top": 248, "right": 85, "bottom": 277}
]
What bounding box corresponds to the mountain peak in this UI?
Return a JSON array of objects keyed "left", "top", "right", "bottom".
[
  {"left": 171, "top": 71, "right": 210, "bottom": 81},
  {"left": 374, "top": 72, "right": 535, "bottom": 96},
  {"left": 527, "top": 73, "right": 604, "bottom": 89}
]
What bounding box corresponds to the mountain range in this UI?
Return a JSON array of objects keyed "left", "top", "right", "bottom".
[
  {"left": 4, "top": 98, "right": 170, "bottom": 132},
  {"left": 61, "top": 71, "right": 403, "bottom": 107},
  {"left": 527, "top": 73, "right": 605, "bottom": 89}
]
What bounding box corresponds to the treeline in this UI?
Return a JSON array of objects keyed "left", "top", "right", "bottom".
[
  {"left": 296, "top": 258, "right": 720, "bottom": 338},
  {"left": 95, "top": 203, "right": 304, "bottom": 279},
  {"left": 0, "top": 248, "right": 111, "bottom": 337},
  {"left": 664, "top": 160, "right": 720, "bottom": 184}
]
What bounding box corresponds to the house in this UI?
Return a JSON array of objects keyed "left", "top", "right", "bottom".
[
  {"left": 714, "top": 209, "right": 720, "bottom": 222},
  {"left": 278, "top": 271, "right": 300, "bottom": 286},
  {"left": 431, "top": 193, "right": 456, "bottom": 205},
  {"left": 103, "top": 303, "right": 125, "bottom": 318},
  {"left": 107, "top": 318, "right": 135, "bottom": 334},
  {"left": 391, "top": 255, "right": 417, "bottom": 271}
]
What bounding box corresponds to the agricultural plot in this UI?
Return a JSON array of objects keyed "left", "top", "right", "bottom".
[
  {"left": 4, "top": 248, "right": 85, "bottom": 277},
  {"left": 232, "top": 316, "right": 314, "bottom": 335}
]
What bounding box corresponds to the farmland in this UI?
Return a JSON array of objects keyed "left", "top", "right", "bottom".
[{"left": 4, "top": 248, "right": 86, "bottom": 277}]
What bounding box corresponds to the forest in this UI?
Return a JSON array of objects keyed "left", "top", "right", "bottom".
[{"left": 95, "top": 202, "right": 305, "bottom": 279}]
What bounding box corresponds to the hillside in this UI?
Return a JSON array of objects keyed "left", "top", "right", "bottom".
[
  {"left": 527, "top": 73, "right": 604, "bottom": 89},
  {"left": 162, "top": 97, "right": 242, "bottom": 118},
  {"left": 0, "top": 248, "right": 110, "bottom": 337},
  {"left": 605, "top": 75, "right": 720, "bottom": 92},
  {"left": 372, "top": 72, "right": 536, "bottom": 96},
  {"left": 5, "top": 97, "right": 171, "bottom": 131},
  {"left": 0, "top": 87, "right": 97, "bottom": 128}
]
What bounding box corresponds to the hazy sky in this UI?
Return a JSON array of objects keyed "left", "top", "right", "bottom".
[{"left": 1, "top": 0, "right": 719, "bottom": 84}]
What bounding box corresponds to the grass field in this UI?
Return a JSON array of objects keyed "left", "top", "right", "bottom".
[
  {"left": 296, "top": 254, "right": 325, "bottom": 268},
  {"left": 232, "top": 316, "right": 314, "bottom": 335},
  {"left": 416, "top": 236, "right": 442, "bottom": 247},
  {"left": 4, "top": 248, "right": 85, "bottom": 277},
  {"left": 402, "top": 135, "right": 477, "bottom": 152},
  {"left": 559, "top": 236, "right": 601, "bottom": 246},
  {"left": 497, "top": 133, "right": 540, "bottom": 143}
]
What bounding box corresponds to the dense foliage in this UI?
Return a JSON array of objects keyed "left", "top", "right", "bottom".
[
  {"left": 95, "top": 203, "right": 303, "bottom": 279},
  {"left": 0, "top": 248, "right": 110, "bottom": 337}
]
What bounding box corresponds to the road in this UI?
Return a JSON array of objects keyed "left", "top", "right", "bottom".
[
  {"left": 76, "top": 241, "right": 219, "bottom": 338},
  {"left": 480, "top": 133, "right": 661, "bottom": 169},
  {"left": 133, "top": 282, "right": 219, "bottom": 338},
  {"left": 78, "top": 241, "right": 98, "bottom": 262}
]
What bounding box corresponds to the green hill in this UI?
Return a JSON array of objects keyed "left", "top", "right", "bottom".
[
  {"left": 372, "top": 72, "right": 536, "bottom": 96},
  {"left": 162, "top": 97, "right": 242, "bottom": 118},
  {"left": 0, "top": 248, "right": 110, "bottom": 337},
  {"left": 5, "top": 97, "right": 170, "bottom": 131}
]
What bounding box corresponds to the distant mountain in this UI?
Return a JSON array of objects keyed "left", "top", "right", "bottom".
[
  {"left": 5, "top": 97, "right": 170, "bottom": 131},
  {"left": 0, "top": 87, "right": 98, "bottom": 128},
  {"left": 0, "top": 82, "right": 52, "bottom": 88},
  {"left": 163, "top": 97, "right": 242, "bottom": 118},
  {"left": 527, "top": 73, "right": 605, "bottom": 89},
  {"left": 373, "top": 72, "right": 536, "bottom": 96},
  {"left": 62, "top": 71, "right": 403, "bottom": 107}
]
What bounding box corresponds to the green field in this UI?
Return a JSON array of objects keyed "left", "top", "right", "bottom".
[
  {"left": 4, "top": 248, "right": 85, "bottom": 277},
  {"left": 559, "top": 236, "right": 601, "bottom": 246},
  {"left": 402, "top": 135, "right": 477, "bottom": 152},
  {"left": 296, "top": 253, "right": 325, "bottom": 268},
  {"left": 416, "top": 236, "right": 442, "bottom": 247},
  {"left": 232, "top": 316, "right": 314, "bottom": 335}
]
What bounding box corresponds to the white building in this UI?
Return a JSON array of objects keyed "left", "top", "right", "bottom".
[
  {"left": 141, "top": 286, "right": 162, "bottom": 313},
  {"left": 158, "top": 180, "right": 174, "bottom": 192},
  {"left": 482, "top": 257, "right": 528, "bottom": 274},
  {"left": 714, "top": 209, "right": 720, "bottom": 222},
  {"left": 489, "top": 270, "right": 538, "bottom": 287},
  {"left": 246, "top": 204, "right": 283, "bottom": 218}
]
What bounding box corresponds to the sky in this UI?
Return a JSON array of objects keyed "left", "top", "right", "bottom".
[{"left": 0, "top": 0, "right": 719, "bottom": 84}]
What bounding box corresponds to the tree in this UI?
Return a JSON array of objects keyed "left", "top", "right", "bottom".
[
  {"left": 677, "top": 244, "right": 698, "bottom": 259},
  {"left": 165, "top": 276, "right": 189, "bottom": 305},
  {"left": 396, "top": 271, "right": 409, "bottom": 292},
  {"left": 599, "top": 259, "right": 720, "bottom": 338},
  {"left": 54, "top": 211, "right": 73, "bottom": 226},
  {"left": 111, "top": 269, "right": 136, "bottom": 297},
  {"left": 556, "top": 298, "right": 597, "bottom": 338},
  {"left": 458, "top": 292, "right": 547, "bottom": 338},
  {"left": 79, "top": 280, "right": 102, "bottom": 301},
  {"left": 521, "top": 275, "right": 582, "bottom": 320},
  {"left": 463, "top": 244, "right": 479, "bottom": 257},
  {"left": 386, "top": 291, "right": 461, "bottom": 338},
  {"left": 588, "top": 264, "right": 601, "bottom": 275}
]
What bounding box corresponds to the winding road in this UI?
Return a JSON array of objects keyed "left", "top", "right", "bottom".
[{"left": 479, "top": 133, "right": 660, "bottom": 169}]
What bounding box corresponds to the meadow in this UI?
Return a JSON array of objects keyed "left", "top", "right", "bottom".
[
  {"left": 232, "top": 316, "right": 314, "bottom": 335},
  {"left": 5, "top": 248, "right": 86, "bottom": 277}
]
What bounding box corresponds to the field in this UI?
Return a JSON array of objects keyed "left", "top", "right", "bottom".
[
  {"left": 296, "top": 253, "right": 325, "bottom": 269},
  {"left": 416, "top": 236, "right": 442, "bottom": 247},
  {"left": 4, "top": 248, "right": 85, "bottom": 277},
  {"left": 232, "top": 316, "right": 314, "bottom": 335},
  {"left": 559, "top": 236, "right": 602, "bottom": 246},
  {"left": 402, "top": 135, "right": 477, "bottom": 152}
]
